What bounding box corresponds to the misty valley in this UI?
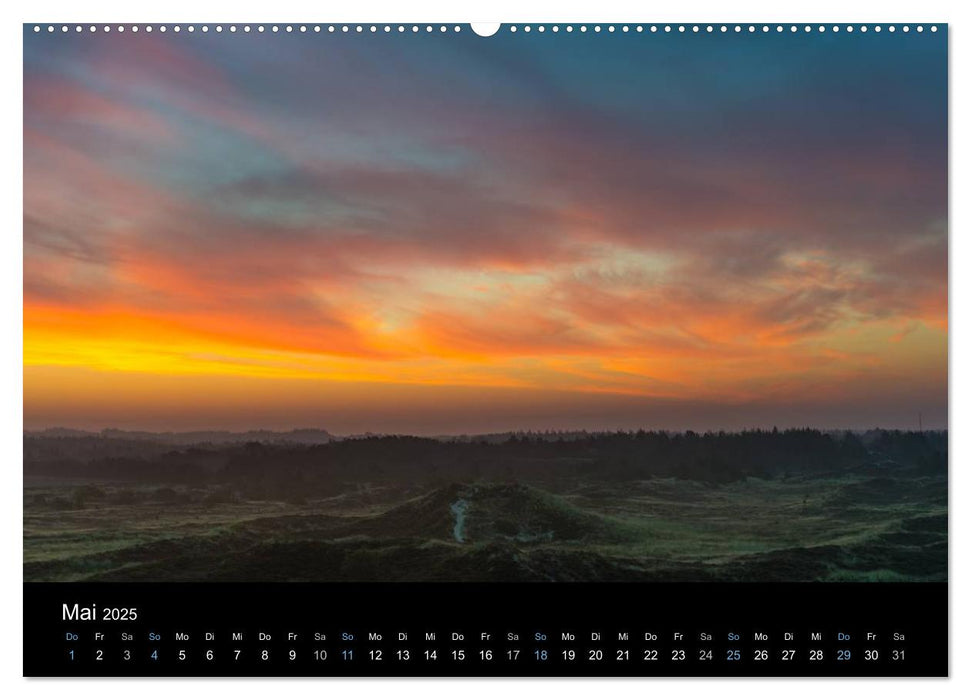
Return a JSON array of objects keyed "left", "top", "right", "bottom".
[{"left": 23, "top": 428, "right": 946, "bottom": 583}]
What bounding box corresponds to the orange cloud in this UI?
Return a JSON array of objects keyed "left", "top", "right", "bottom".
[{"left": 22, "top": 30, "right": 947, "bottom": 431}]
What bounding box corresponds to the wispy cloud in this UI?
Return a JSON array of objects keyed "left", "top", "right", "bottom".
[{"left": 23, "top": 28, "right": 948, "bottom": 431}]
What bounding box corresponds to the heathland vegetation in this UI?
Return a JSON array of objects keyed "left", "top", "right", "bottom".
[{"left": 24, "top": 428, "right": 946, "bottom": 583}]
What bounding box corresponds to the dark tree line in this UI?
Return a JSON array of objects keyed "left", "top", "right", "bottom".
[{"left": 24, "top": 428, "right": 947, "bottom": 494}]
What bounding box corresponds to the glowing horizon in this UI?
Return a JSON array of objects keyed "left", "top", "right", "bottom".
[{"left": 23, "top": 28, "right": 947, "bottom": 434}]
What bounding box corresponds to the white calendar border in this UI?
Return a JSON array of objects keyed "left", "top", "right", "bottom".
[{"left": 1, "top": 0, "right": 965, "bottom": 698}]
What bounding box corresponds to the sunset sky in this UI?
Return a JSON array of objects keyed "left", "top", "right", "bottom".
[{"left": 23, "top": 26, "right": 947, "bottom": 434}]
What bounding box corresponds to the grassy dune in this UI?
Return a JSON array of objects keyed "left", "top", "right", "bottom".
[{"left": 24, "top": 468, "right": 946, "bottom": 582}]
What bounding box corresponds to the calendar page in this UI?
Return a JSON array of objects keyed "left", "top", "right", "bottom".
[{"left": 22, "top": 21, "right": 948, "bottom": 677}]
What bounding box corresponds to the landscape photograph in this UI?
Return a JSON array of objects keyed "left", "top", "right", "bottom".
[{"left": 24, "top": 27, "right": 947, "bottom": 583}]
